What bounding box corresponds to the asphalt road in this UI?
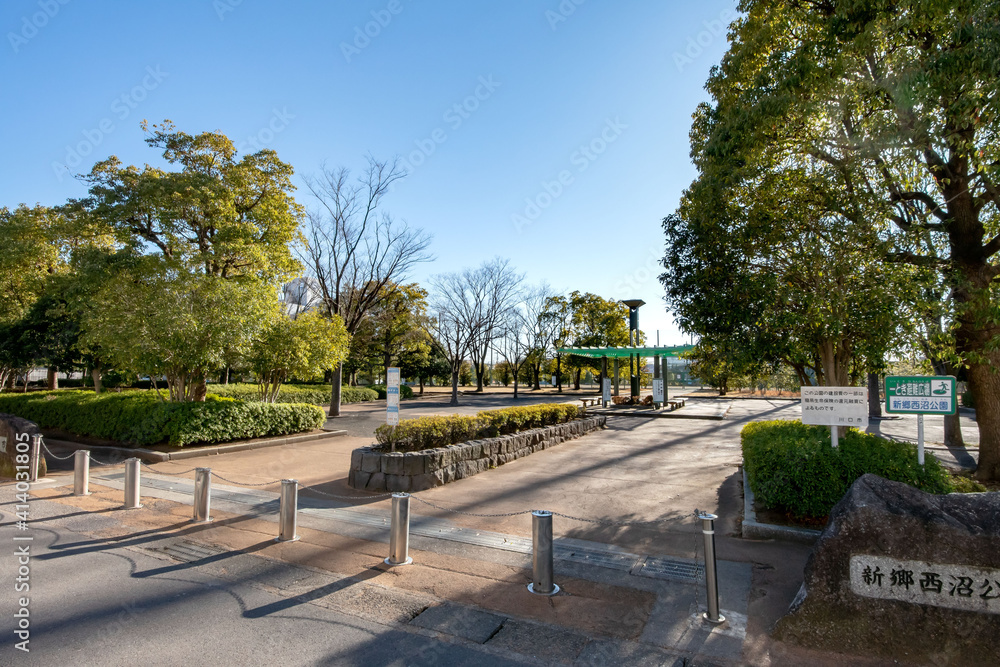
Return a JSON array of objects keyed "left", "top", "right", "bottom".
[{"left": 0, "top": 489, "right": 534, "bottom": 667}]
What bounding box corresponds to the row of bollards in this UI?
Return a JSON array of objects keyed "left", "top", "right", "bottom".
[{"left": 71, "top": 450, "right": 724, "bottom": 613}]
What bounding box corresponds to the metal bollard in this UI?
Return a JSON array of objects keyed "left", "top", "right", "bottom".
[
  {"left": 276, "top": 479, "right": 300, "bottom": 542},
  {"left": 28, "top": 434, "right": 42, "bottom": 482},
  {"left": 697, "top": 512, "right": 725, "bottom": 624},
  {"left": 123, "top": 458, "right": 142, "bottom": 509},
  {"left": 528, "top": 510, "right": 560, "bottom": 595},
  {"left": 73, "top": 450, "right": 90, "bottom": 496},
  {"left": 384, "top": 493, "right": 413, "bottom": 566},
  {"left": 192, "top": 468, "right": 212, "bottom": 523}
]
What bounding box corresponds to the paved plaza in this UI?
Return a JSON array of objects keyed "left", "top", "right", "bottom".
[{"left": 1, "top": 391, "right": 981, "bottom": 665}]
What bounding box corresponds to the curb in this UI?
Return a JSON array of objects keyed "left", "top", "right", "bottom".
[
  {"left": 741, "top": 466, "right": 821, "bottom": 544},
  {"left": 42, "top": 429, "right": 348, "bottom": 464}
]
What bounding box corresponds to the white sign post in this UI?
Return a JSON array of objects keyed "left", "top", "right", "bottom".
[
  {"left": 551, "top": 374, "right": 557, "bottom": 387},
  {"left": 800, "top": 386, "right": 869, "bottom": 448},
  {"left": 386, "top": 367, "right": 400, "bottom": 426},
  {"left": 602, "top": 378, "right": 611, "bottom": 407},
  {"left": 652, "top": 378, "right": 664, "bottom": 404}
]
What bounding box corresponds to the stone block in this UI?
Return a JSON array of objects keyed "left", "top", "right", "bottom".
[
  {"left": 360, "top": 452, "right": 382, "bottom": 474},
  {"left": 385, "top": 474, "right": 411, "bottom": 493},
  {"left": 410, "top": 470, "right": 445, "bottom": 491},
  {"left": 382, "top": 453, "right": 404, "bottom": 476},
  {"left": 350, "top": 449, "right": 364, "bottom": 471},
  {"left": 365, "top": 472, "right": 385, "bottom": 491},
  {"left": 402, "top": 453, "right": 426, "bottom": 476},
  {"left": 775, "top": 474, "right": 1000, "bottom": 664}
]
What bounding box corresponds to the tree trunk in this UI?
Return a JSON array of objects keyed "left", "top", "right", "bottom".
[
  {"left": 47, "top": 366, "right": 58, "bottom": 390},
  {"left": 573, "top": 368, "right": 581, "bottom": 390},
  {"left": 418, "top": 376, "right": 424, "bottom": 395},
  {"left": 867, "top": 372, "right": 881, "bottom": 419},
  {"left": 192, "top": 376, "right": 207, "bottom": 402},
  {"left": 474, "top": 361, "right": 485, "bottom": 392},
  {"left": 513, "top": 376, "right": 519, "bottom": 399},
  {"left": 929, "top": 358, "right": 964, "bottom": 448},
  {"left": 91, "top": 366, "right": 103, "bottom": 394},
  {"left": 329, "top": 363, "right": 343, "bottom": 417},
  {"left": 556, "top": 355, "right": 562, "bottom": 393},
  {"left": 532, "top": 362, "right": 541, "bottom": 390},
  {"left": 970, "top": 354, "right": 1000, "bottom": 481},
  {"left": 450, "top": 368, "right": 460, "bottom": 406}
]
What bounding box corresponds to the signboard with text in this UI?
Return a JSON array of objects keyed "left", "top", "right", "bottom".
[
  {"left": 386, "top": 367, "right": 400, "bottom": 426},
  {"left": 801, "top": 386, "right": 869, "bottom": 428},
  {"left": 602, "top": 378, "right": 611, "bottom": 404},
  {"left": 885, "top": 376, "right": 956, "bottom": 415},
  {"left": 652, "top": 378, "right": 664, "bottom": 403}
]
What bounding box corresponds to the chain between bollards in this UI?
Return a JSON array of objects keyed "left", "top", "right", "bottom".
[
  {"left": 385, "top": 493, "right": 412, "bottom": 566},
  {"left": 697, "top": 511, "right": 725, "bottom": 624},
  {"left": 528, "top": 510, "right": 559, "bottom": 595},
  {"left": 73, "top": 450, "right": 90, "bottom": 496},
  {"left": 123, "top": 458, "right": 142, "bottom": 509},
  {"left": 192, "top": 468, "right": 212, "bottom": 523},
  {"left": 276, "top": 479, "right": 299, "bottom": 542}
]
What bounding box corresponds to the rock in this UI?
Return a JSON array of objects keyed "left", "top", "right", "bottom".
[
  {"left": 385, "top": 474, "right": 410, "bottom": 493},
  {"left": 365, "top": 472, "right": 385, "bottom": 491},
  {"left": 382, "top": 453, "right": 404, "bottom": 476},
  {"left": 360, "top": 451, "right": 381, "bottom": 474},
  {"left": 401, "top": 453, "right": 426, "bottom": 476},
  {"left": 775, "top": 474, "right": 1000, "bottom": 665}
]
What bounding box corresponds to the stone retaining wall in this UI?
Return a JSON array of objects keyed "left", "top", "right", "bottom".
[{"left": 348, "top": 416, "right": 606, "bottom": 492}]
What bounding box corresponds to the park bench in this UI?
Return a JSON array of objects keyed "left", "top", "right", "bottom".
[{"left": 579, "top": 398, "right": 600, "bottom": 408}]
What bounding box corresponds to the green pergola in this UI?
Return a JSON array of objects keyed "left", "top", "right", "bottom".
[
  {"left": 556, "top": 345, "right": 694, "bottom": 359},
  {"left": 556, "top": 344, "right": 694, "bottom": 405}
]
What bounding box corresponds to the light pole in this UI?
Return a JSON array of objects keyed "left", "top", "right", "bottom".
[{"left": 621, "top": 299, "right": 645, "bottom": 401}]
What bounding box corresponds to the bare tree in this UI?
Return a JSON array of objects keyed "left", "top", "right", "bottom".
[
  {"left": 466, "top": 259, "right": 523, "bottom": 392},
  {"left": 427, "top": 258, "right": 523, "bottom": 405},
  {"left": 299, "top": 157, "right": 433, "bottom": 416},
  {"left": 493, "top": 307, "right": 532, "bottom": 399},
  {"left": 522, "top": 283, "right": 558, "bottom": 390}
]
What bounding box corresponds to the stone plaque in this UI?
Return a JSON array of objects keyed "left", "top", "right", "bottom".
[{"left": 851, "top": 555, "right": 1000, "bottom": 615}]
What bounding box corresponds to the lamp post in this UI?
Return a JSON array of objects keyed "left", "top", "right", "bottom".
[{"left": 621, "top": 299, "right": 645, "bottom": 401}]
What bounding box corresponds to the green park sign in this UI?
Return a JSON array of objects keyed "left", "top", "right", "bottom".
[{"left": 884, "top": 376, "right": 957, "bottom": 415}]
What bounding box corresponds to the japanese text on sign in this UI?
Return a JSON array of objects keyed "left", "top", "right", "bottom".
[
  {"left": 885, "top": 376, "right": 956, "bottom": 415},
  {"left": 800, "top": 386, "right": 869, "bottom": 428},
  {"left": 850, "top": 555, "right": 1000, "bottom": 615}
]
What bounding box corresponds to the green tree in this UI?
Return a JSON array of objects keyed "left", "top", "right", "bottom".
[
  {"left": 248, "top": 310, "right": 350, "bottom": 403},
  {"left": 82, "top": 259, "right": 280, "bottom": 402},
  {"left": 681, "top": 1, "right": 1000, "bottom": 479},
  {"left": 83, "top": 121, "right": 303, "bottom": 282}
]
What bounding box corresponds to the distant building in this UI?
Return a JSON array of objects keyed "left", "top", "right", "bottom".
[{"left": 282, "top": 277, "right": 322, "bottom": 318}]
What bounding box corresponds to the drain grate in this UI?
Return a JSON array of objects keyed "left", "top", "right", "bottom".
[
  {"left": 151, "top": 540, "right": 225, "bottom": 563},
  {"left": 631, "top": 556, "right": 703, "bottom": 582},
  {"left": 556, "top": 547, "right": 639, "bottom": 571}
]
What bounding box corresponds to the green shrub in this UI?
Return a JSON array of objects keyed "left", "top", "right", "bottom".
[
  {"left": 207, "top": 383, "right": 377, "bottom": 405},
  {"left": 0, "top": 390, "right": 324, "bottom": 447},
  {"left": 742, "top": 420, "right": 954, "bottom": 520},
  {"left": 374, "top": 403, "right": 580, "bottom": 452},
  {"left": 950, "top": 473, "right": 987, "bottom": 493},
  {"left": 369, "top": 384, "right": 414, "bottom": 400}
]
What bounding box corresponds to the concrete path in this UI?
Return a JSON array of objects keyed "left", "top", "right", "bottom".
[{"left": 21, "top": 393, "right": 983, "bottom": 665}]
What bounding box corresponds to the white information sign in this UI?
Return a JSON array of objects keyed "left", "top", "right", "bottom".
[
  {"left": 551, "top": 375, "right": 557, "bottom": 387},
  {"left": 386, "top": 367, "right": 400, "bottom": 425},
  {"left": 0, "top": 435, "right": 6, "bottom": 454},
  {"left": 800, "top": 386, "right": 868, "bottom": 429},
  {"left": 652, "top": 378, "right": 664, "bottom": 403},
  {"left": 850, "top": 555, "right": 1000, "bottom": 615},
  {"left": 602, "top": 378, "right": 611, "bottom": 404}
]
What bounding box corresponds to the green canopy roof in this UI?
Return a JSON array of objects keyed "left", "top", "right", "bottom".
[{"left": 556, "top": 345, "right": 694, "bottom": 359}]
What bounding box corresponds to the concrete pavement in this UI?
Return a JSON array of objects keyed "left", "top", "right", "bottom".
[{"left": 12, "top": 392, "right": 983, "bottom": 665}]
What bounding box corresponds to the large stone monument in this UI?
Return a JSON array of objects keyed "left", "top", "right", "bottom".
[
  {"left": 0, "top": 413, "right": 46, "bottom": 479},
  {"left": 775, "top": 474, "right": 1000, "bottom": 665}
]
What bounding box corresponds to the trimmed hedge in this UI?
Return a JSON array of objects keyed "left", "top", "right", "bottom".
[
  {"left": 742, "top": 420, "right": 953, "bottom": 520},
  {"left": 207, "top": 383, "right": 378, "bottom": 405},
  {"left": 375, "top": 403, "right": 579, "bottom": 452},
  {"left": 0, "top": 390, "right": 325, "bottom": 447},
  {"left": 369, "top": 384, "right": 414, "bottom": 400}
]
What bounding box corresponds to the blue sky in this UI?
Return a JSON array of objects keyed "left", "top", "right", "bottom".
[{"left": 1, "top": 0, "right": 738, "bottom": 345}]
